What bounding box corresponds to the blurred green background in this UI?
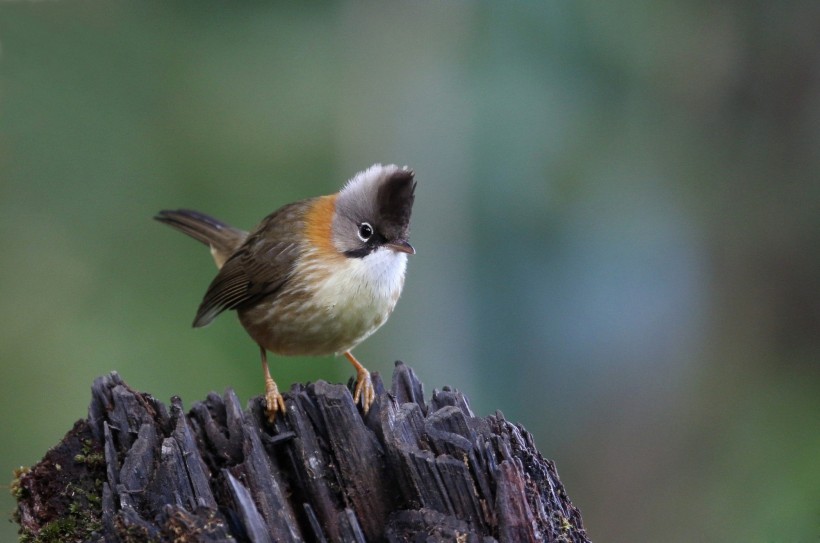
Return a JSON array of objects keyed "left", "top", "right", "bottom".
[{"left": 1, "top": 2, "right": 818, "bottom": 541}]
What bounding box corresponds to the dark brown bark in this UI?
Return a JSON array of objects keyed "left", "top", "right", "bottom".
[{"left": 14, "top": 362, "right": 589, "bottom": 542}]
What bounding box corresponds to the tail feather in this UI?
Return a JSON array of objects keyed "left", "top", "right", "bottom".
[{"left": 155, "top": 209, "right": 247, "bottom": 268}]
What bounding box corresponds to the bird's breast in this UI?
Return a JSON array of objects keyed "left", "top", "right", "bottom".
[{"left": 240, "top": 245, "right": 407, "bottom": 356}]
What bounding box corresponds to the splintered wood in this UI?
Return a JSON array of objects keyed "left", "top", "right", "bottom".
[{"left": 15, "top": 363, "right": 589, "bottom": 542}]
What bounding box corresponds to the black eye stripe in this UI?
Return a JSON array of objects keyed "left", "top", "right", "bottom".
[{"left": 345, "top": 223, "right": 387, "bottom": 259}]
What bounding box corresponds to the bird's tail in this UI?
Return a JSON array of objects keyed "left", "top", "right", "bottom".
[{"left": 155, "top": 209, "right": 248, "bottom": 269}]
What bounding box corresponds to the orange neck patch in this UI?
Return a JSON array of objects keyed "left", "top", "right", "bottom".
[{"left": 305, "top": 195, "right": 343, "bottom": 260}]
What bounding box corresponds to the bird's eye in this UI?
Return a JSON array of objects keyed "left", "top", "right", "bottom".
[{"left": 358, "top": 222, "right": 373, "bottom": 242}]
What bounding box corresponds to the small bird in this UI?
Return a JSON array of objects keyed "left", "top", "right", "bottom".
[{"left": 155, "top": 164, "right": 416, "bottom": 421}]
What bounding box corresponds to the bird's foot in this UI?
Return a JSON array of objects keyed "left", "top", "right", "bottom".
[
  {"left": 264, "top": 378, "right": 286, "bottom": 423},
  {"left": 353, "top": 368, "right": 375, "bottom": 414}
]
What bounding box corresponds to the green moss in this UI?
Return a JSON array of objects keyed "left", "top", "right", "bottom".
[
  {"left": 74, "top": 439, "right": 105, "bottom": 468},
  {"left": 10, "top": 466, "right": 30, "bottom": 499},
  {"left": 17, "top": 478, "right": 104, "bottom": 542},
  {"left": 24, "top": 516, "right": 77, "bottom": 543},
  {"left": 19, "top": 504, "right": 102, "bottom": 542},
  {"left": 14, "top": 420, "right": 107, "bottom": 542}
]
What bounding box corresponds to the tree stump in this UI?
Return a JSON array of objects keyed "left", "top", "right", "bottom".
[{"left": 13, "top": 362, "right": 589, "bottom": 542}]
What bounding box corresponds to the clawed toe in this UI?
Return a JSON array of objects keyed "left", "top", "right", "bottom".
[{"left": 353, "top": 370, "right": 375, "bottom": 413}]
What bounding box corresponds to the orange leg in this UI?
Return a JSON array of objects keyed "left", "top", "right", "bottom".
[
  {"left": 260, "top": 345, "right": 285, "bottom": 422},
  {"left": 343, "top": 351, "right": 375, "bottom": 413}
]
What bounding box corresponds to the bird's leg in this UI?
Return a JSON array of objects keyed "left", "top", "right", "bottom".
[
  {"left": 260, "top": 345, "right": 285, "bottom": 422},
  {"left": 343, "top": 351, "right": 375, "bottom": 413}
]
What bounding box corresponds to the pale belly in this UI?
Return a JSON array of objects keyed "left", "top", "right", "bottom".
[{"left": 238, "top": 248, "right": 407, "bottom": 356}]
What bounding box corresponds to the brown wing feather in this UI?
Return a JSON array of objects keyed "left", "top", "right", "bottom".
[{"left": 192, "top": 200, "right": 312, "bottom": 328}]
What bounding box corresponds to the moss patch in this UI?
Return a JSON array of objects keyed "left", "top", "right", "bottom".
[{"left": 13, "top": 420, "right": 105, "bottom": 543}]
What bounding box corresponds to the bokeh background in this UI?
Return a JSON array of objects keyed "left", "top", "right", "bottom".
[{"left": 1, "top": 3, "right": 818, "bottom": 541}]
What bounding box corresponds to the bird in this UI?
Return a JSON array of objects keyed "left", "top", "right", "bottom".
[{"left": 155, "top": 164, "right": 416, "bottom": 422}]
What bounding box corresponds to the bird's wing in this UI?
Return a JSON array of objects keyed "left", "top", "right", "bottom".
[{"left": 192, "top": 201, "right": 310, "bottom": 327}]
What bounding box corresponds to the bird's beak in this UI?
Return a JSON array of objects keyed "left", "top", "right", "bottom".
[{"left": 386, "top": 239, "right": 415, "bottom": 255}]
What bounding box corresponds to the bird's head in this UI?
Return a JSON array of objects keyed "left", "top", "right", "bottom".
[{"left": 330, "top": 164, "right": 416, "bottom": 259}]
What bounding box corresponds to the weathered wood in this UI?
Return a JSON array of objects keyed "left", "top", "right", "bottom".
[{"left": 14, "top": 362, "right": 590, "bottom": 542}]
